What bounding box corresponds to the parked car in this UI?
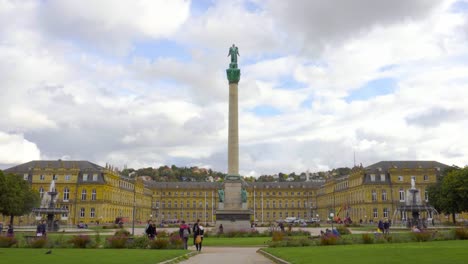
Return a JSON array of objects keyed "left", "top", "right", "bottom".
[
  {"left": 306, "top": 218, "right": 320, "bottom": 223},
  {"left": 285, "top": 217, "right": 298, "bottom": 223}
]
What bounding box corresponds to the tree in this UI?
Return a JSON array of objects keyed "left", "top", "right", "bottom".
[
  {"left": 0, "top": 170, "right": 41, "bottom": 225},
  {"left": 428, "top": 166, "right": 468, "bottom": 223}
]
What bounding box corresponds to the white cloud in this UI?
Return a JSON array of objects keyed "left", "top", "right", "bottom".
[
  {"left": 37, "top": 0, "right": 190, "bottom": 54},
  {"left": 0, "top": 132, "right": 41, "bottom": 164}
]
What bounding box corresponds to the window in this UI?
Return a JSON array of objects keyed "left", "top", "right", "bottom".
[
  {"left": 273, "top": 201, "right": 276, "bottom": 208},
  {"left": 53, "top": 174, "right": 58, "bottom": 180},
  {"left": 372, "top": 190, "right": 377, "bottom": 201},
  {"left": 425, "top": 189, "right": 429, "bottom": 202},
  {"left": 370, "top": 174, "right": 375, "bottom": 182},
  {"left": 383, "top": 208, "right": 389, "bottom": 218},
  {"left": 23, "top": 174, "right": 28, "bottom": 180},
  {"left": 91, "top": 189, "right": 97, "bottom": 201},
  {"left": 292, "top": 212, "right": 295, "bottom": 217},
  {"left": 273, "top": 212, "right": 276, "bottom": 218},
  {"left": 93, "top": 174, "right": 98, "bottom": 181},
  {"left": 193, "top": 201, "right": 196, "bottom": 208},
  {"left": 398, "top": 176, "right": 403, "bottom": 181},
  {"left": 193, "top": 212, "right": 196, "bottom": 219},
  {"left": 61, "top": 205, "right": 69, "bottom": 217},
  {"left": 279, "top": 201, "right": 282, "bottom": 208},
  {"left": 83, "top": 174, "right": 88, "bottom": 181},
  {"left": 63, "top": 187, "right": 70, "bottom": 201},
  {"left": 162, "top": 202, "right": 165, "bottom": 208},
  {"left": 382, "top": 190, "right": 387, "bottom": 201},
  {"left": 380, "top": 174, "right": 386, "bottom": 181},
  {"left": 399, "top": 188, "right": 405, "bottom": 202},
  {"left": 186, "top": 201, "right": 190, "bottom": 208},
  {"left": 373, "top": 208, "right": 378, "bottom": 218},
  {"left": 65, "top": 175, "right": 71, "bottom": 181},
  {"left": 199, "top": 202, "right": 202, "bottom": 208},
  {"left": 39, "top": 187, "right": 44, "bottom": 198},
  {"left": 424, "top": 175, "right": 429, "bottom": 181},
  {"left": 81, "top": 189, "right": 87, "bottom": 201},
  {"left": 168, "top": 201, "right": 171, "bottom": 208},
  {"left": 40, "top": 175, "right": 45, "bottom": 180},
  {"left": 80, "top": 208, "right": 85, "bottom": 218},
  {"left": 174, "top": 201, "right": 178, "bottom": 208},
  {"left": 297, "top": 201, "right": 301, "bottom": 208},
  {"left": 285, "top": 212, "right": 289, "bottom": 217},
  {"left": 285, "top": 201, "right": 288, "bottom": 208},
  {"left": 267, "top": 212, "right": 270, "bottom": 219},
  {"left": 266, "top": 201, "right": 270, "bottom": 208},
  {"left": 279, "top": 212, "right": 283, "bottom": 218},
  {"left": 90, "top": 208, "right": 95, "bottom": 218}
]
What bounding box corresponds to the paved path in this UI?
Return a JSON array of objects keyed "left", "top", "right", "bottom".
[{"left": 179, "top": 247, "right": 273, "bottom": 264}]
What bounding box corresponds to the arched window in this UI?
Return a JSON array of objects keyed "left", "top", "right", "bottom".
[{"left": 39, "top": 187, "right": 44, "bottom": 198}]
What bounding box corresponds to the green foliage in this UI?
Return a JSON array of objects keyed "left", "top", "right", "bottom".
[
  {"left": 454, "top": 228, "right": 468, "bottom": 240},
  {"left": 272, "top": 231, "right": 284, "bottom": 242},
  {"left": 28, "top": 237, "right": 48, "bottom": 248},
  {"left": 361, "top": 233, "right": 374, "bottom": 244},
  {"left": 168, "top": 234, "right": 183, "bottom": 249},
  {"left": 114, "top": 229, "right": 130, "bottom": 237},
  {"left": 428, "top": 166, "right": 468, "bottom": 223},
  {"left": 320, "top": 235, "right": 339, "bottom": 245},
  {"left": 68, "top": 235, "right": 92, "bottom": 248},
  {"left": 335, "top": 226, "right": 351, "bottom": 235},
  {"left": 106, "top": 236, "right": 128, "bottom": 249},
  {"left": 0, "top": 236, "right": 17, "bottom": 248},
  {"left": 411, "top": 231, "right": 433, "bottom": 242},
  {"left": 149, "top": 238, "right": 169, "bottom": 249},
  {"left": 0, "top": 171, "right": 40, "bottom": 223},
  {"left": 129, "top": 235, "right": 149, "bottom": 249}
]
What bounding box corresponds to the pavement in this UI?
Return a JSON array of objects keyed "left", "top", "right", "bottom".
[{"left": 179, "top": 247, "right": 273, "bottom": 264}]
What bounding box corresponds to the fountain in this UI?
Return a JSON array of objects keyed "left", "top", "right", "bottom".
[
  {"left": 32, "top": 180, "right": 69, "bottom": 231},
  {"left": 392, "top": 178, "right": 438, "bottom": 228}
]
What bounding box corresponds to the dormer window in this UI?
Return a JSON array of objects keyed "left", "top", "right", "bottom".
[{"left": 83, "top": 174, "right": 88, "bottom": 181}]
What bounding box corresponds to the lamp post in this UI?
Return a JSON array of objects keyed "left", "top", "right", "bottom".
[{"left": 330, "top": 213, "right": 334, "bottom": 230}]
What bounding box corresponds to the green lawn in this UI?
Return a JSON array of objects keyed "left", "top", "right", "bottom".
[
  {"left": 0, "top": 248, "right": 188, "bottom": 264},
  {"left": 264, "top": 240, "right": 468, "bottom": 264}
]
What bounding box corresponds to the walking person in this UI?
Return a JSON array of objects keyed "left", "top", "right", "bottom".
[
  {"left": 36, "top": 220, "right": 47, "bottom": 237},
  {"left": 6, "top": 224, "right": 14, "bottom": 237},
  {"left": 179, "top": 220, "right": 191, "bottom": 249},
  {"left": 0, "top": 222, "right": 3, "bottom": 235},
  {"left": 383, "top": 219, "right": 390, "bottom": 235},
  {"left": 195, "top": 224, "right": 205, "bottom": 252},
  {"left": 145, "top": 220, "right": 157, "bottom": 240},
  {"left": 192, "top": 219, "right": 200, "bottom": 249}
]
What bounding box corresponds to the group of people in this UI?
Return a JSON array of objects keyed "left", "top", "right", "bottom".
[
  {"left": 0, "top": 222, "right": 14, "bottom": 237},
  {"left": 145, "top": 220, "right": 157, "bottom": 240},
  {"left": 179, "top": 219, "right": 205, "bottom": 251},
  {"left": 36, "top": 220, "right": 47, "bottom": 237},
  {"left": 320, "top": 228, "right": 340, "bottom": 237},
  {"left": 377, "top": 219, "right": 391, "bottom": 234}
]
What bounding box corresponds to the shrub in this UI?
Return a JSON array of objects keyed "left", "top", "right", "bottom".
[
  {"left": 29, "top": 237, "right": 48, "bottom": 248},
  {"left": 114, "top": 229, "right": 130, "bottom": 237},
  {"left": 149, "top": 238, "right": 169, "bottom": 249},
  {"left": 131, "top": 235, "right": 150, "bottom": 249},
  {"left": 272, "top": 231, "right": 284, "bottom": 242},
  {"left": 168, "top": 234, "right": 183, "bottom": 249},
  {"left": 157, "top": 230, "right": 169, "bottom": 238},
  {"left": 68, "top": 235, "right": 91, "bottom": 248},
  {"left": 362, "top": 233, "right": 374, "bottom": 244},
  {"left": 106, "top": 236, "right": 128, "bottom": 249},
  {"left": 320, "top": 235, "right": 339, "bottom": 246},
  {"left": 411, "top": 232, "right": 432, "bottom": 242},
  {"left": 335, "top": 226, "right": 351, "bottom": 235},
  {"left": 0, "top": 236, "right": 17, "bottom": 248},
  {"left": 454, "top": 228, "right": 468, "bottom": 240}
]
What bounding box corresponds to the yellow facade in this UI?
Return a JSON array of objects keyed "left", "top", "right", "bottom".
[{"left": 4, "top": 160, "right": 465, "bottom": 226}]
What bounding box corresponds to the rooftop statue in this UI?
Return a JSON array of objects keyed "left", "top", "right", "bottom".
[{"left": 228, "top": 44, "right": 240, "bottom": 64}]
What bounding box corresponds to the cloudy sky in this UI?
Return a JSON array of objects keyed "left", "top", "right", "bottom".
[{"left": 1, "top": 0, "right": 468, "bottom": 176}]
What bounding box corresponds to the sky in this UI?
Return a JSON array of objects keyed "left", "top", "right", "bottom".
[{"left": 1, "top": 0, "right": 468, "bottom": 176}]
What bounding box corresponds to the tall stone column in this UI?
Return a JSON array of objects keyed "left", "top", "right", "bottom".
[{"left": 228, "top": 82, "right": 239, "bottom": 175}]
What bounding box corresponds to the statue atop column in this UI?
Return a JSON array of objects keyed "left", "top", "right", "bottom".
[{"left": 228, "top": 44, "right": 240, "bottom": 69}]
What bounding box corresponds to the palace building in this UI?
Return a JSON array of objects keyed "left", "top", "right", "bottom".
[{"left": 3, "top": 159, "right": 464, "bottom": 226}]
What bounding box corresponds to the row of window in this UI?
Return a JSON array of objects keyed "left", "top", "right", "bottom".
[
  {"left": 157, "top": 211, "right": 309, "bottom": 220},
  {"left": 156, "top": 200, "right": 311, "bottom": 209},
  {"left": 38, "top": 187, "right": 97, "bottom": 201},
  {"left": 31, "top": 174, "right": 99, "bottom": 181},
  {"left": 159, "top": 191, "right": 311, "bottom": 197},
  {"left": 80, "top": 207, "right": 96, "bottom": 218},
  {"left": 372, "top": 208, "right": 390, "bottom": 218}
]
